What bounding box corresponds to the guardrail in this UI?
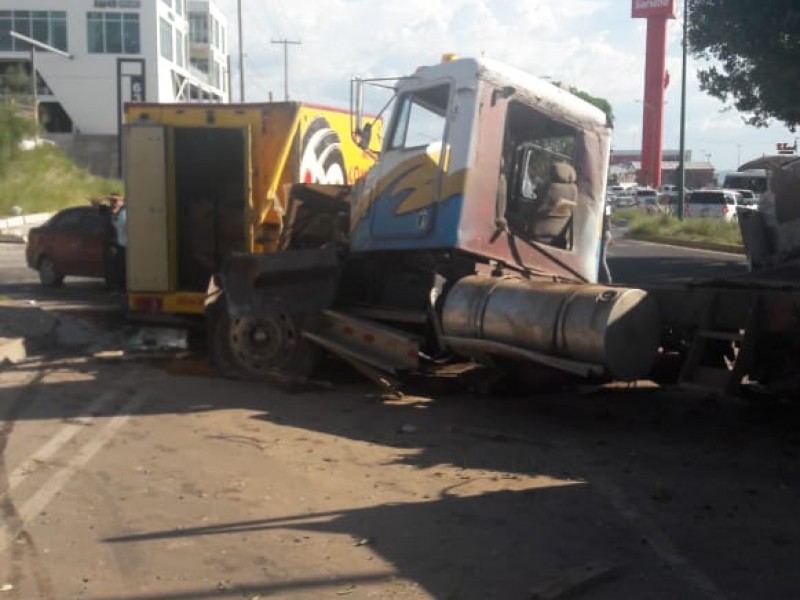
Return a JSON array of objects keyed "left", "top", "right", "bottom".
[{"left": 0, "top": 212, "right": 52, "bottom": 243}]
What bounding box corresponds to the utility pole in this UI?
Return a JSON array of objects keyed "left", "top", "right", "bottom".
[
  {"left": 677, "top": 0, "right": 689, "bottom": 220},
  {"left": 237, "top": 0, "right": 245, "bottom": 102},
  {"left": 271, "top": 38, "right": 301, "bottom": 101}
]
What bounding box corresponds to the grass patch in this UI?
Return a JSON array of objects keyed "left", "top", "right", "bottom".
[
  {"left": 0, "top": 145, "right": 122, "bottom": 216},
  {"left": 610, "top": 208, "right": 641, "bottom": 226},
  {"left": 626, "top": 212, "right": 743, "bottom": 247}
]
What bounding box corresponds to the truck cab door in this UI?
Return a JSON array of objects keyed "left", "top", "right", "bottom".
[
  {"left": 124, "top": 125, "right": 169, "bottom": 292},
  {"left": 364, "top": 82, "right": 452, "bottom": 243}
]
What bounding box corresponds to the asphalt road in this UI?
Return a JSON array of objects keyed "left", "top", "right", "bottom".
[
  {"left": 0, "top": 243, "right": 113, "bottom": 309},
  {"left": 0, "top": 239, "right": 799, "bottom": 599},
  {"left": 3, "top": 233, "right": 749, "bottom": 293},
  {"left": 607, "top": 234, "right": 748, "bottom": 286}
]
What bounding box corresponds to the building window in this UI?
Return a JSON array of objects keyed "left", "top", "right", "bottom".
[
  {"left": 189, "top": 13, "right": 208, "bottom": 43},
  {"left": 87, "top": 12, "right": 139, "bottom": 54},
  {"left": 212, "top": 17, "right": 219, "bottom": 49},
  {"left": 175, "top": 0, "right": 183, "bottom": 16},
  {"left": 161, "top": 0, "right": 172, "bottom": 7},
  {"left": 220, "top": 26, "right": 225, "bottom": 53},
  {"left": 190, "top": 58, "right": 209, "bottom": 75},
  {"left": 0, "top": 10, "right": 68, "bottom": 52},
  {"left": 176, "top": 30, "right": 184, "bottom": 67},
  {"left": 160, "top": 18, "right": 173, "bottom": 61}
]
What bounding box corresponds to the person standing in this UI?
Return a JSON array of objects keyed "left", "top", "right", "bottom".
[
  {"left": 108, "top": 193, "right": 127, "bottom": 291},
  {"left": 599, "top": 201, "right": 613, "bottom": 283}
]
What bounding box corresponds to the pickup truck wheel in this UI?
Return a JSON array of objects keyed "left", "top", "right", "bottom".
[{"left": 38, "top": 256, "right": 64, "bottom": 287}]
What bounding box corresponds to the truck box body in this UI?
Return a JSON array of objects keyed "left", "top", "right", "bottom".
[{"left": 123, "top": 102, "right": 378, "bottom": 315}]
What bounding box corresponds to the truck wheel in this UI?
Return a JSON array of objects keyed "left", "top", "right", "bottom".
[
  {"left": 227, "top": 312, "right": 320, "bottom": 381},
  {"left": 206, "top": 297, "right": 244, "bottom": 379},
  {"left": 38, "top": 256, "right": 64, "bottom": 287},
  {"left": 206, "top": 295, "right": 319, "bottom": 381}
]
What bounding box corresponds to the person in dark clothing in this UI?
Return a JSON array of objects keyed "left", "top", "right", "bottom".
[{"left": 107, "top": 193, "right": 127, "bottom": 291}]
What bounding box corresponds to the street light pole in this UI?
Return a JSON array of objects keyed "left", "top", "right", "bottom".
[
  {"left": 30, "top": 45, "right": 37, "bottom": 128},
  {"left": 9, "top": 31, "right": 73, "bottom": 130},
  {"left": 677, "top": 0, "right": 689, "bottom": 220}
]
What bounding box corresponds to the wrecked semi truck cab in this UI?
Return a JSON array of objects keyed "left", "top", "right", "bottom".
[
  {"left": 211, "top": 57, "right": 662, "bottom": 386},
  {"left": 123, "top": 102, "right": 379, "bottom": 319}
]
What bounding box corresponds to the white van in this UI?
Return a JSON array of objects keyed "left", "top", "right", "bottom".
[
  {"left": 722, "top": 170, "right": 768, "bottom": 200},
  {"left": 685, "top": 189, "right": 741, "bottom": 222}
]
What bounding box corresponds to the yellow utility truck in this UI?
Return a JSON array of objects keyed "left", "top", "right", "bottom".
[{"left": 123, "top": 102, "right": 379, "bottom": 319}]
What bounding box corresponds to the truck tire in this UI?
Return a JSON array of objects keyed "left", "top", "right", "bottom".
[
  {"left": 205, "top": 296, "right": 242, "bottom": 379},
  {"left": 206, "top": 294, "right": 320, "bottom": 382}
]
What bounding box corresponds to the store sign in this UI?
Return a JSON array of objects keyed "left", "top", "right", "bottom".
[
  {"left": 94, "top": 0, "right": 141, "bottom": 9},
  {"left": 130, "top": 75, "right": 145, "bottom": 103},
  {"left": 632, "top": 0, "right": 676, "bottom": 18}
]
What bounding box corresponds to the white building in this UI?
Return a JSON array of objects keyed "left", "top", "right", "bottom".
[{"left": 0, "top": 1, "right": 230, "bottom": 173}]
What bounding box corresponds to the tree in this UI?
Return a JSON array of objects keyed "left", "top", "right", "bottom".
[
  {"left": 570, "top": 88, "right": 614, "bottom": 126},
  {"left": 688, "top": 0, "right": 800, "bottom": 130}
]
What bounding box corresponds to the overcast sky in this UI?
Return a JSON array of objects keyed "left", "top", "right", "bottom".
[{"left": 215, "top": 0, "right": 795, "bottom": 172}]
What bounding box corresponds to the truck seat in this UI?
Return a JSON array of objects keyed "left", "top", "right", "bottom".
[{"left": 531, "top": 162, "right": 577, "bottom": 248}]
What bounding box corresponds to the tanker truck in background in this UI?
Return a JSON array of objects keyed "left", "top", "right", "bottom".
[{"left": 206, "top": 56, "right": 800, "bottom": 398}]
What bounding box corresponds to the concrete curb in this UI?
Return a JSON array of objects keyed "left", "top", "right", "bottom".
[
  {"left": 626, "top": 234, "right": 745, "bottom": 255},
  {"left": 0, "top": 230, "right": 28, "bottom": 244},
  {"left": 0, "top": 212, "right": 51, "bottom": 230},
  {"left": 0, "top": 212, "right": 51, "bottom": 244}
]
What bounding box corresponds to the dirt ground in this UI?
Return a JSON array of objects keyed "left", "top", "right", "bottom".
[{"left": 0, "top": 312, "right": 799, "bottom": 600}]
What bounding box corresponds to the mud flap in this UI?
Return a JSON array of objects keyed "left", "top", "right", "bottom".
[{"left": 220, "top": 246, "right": 342, "bottom": 319}]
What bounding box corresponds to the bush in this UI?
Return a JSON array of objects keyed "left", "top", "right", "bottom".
[
  {"left": 0, "top": 144, "right": 121, "bottom": 216},
  {"left": 0, "top": 101, "right": 38, "bottom": 165},
  {"left": 627, "top": 213, "right": 742, "bottom": 246}
]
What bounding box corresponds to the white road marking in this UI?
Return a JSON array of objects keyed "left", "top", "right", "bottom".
[
  {"left": 0, "top": 389, "right": 148, "bottom": 554},
  {"left": 7, "top": 389, "right": 120, "bottom": 491}
]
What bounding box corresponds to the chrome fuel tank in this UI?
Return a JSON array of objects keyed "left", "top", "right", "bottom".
[{"left": 442, "top": 275, "right": 660, "bottom": 380}]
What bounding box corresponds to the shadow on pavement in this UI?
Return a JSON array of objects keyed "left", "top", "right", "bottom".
[{"left": 609, "top": 255, "right": 748, "bottom": 286}]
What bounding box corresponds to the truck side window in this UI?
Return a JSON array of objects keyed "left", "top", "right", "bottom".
[
  {"left": 502, "top": 101, "right": 578, "bottom": 250},
  {"left": 389, "top": 84, "right": 449, "bottom": 150}
]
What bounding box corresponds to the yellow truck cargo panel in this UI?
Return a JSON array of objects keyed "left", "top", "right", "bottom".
[{"left": 123, "top": 102, "right": 380, "bottom": 315}]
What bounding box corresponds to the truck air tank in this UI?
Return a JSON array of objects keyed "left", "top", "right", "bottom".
[{"left": 442, "top": 275, "right": 660, "bottom": 381}]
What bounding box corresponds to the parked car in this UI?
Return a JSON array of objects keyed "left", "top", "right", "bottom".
[
  {"left": 25, "top": 205, "right": 109, "bottom": 286},
  {"left": 732, "top": 189, "right": 757, "bottom": 207},
  {"left": 685, "top": 189, "right": 740, "bottom": 222}
]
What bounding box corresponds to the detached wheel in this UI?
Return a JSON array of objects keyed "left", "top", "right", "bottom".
[
  {"left": 206, "top": 295, "right": 319, "bottom": 382},
  {"left": 38, "top": 256, "right": 64, "bottom": 287}
]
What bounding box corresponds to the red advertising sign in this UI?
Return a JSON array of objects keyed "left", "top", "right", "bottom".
[{"left": 632, "top": 0, "right": 676, "bottom": 18}]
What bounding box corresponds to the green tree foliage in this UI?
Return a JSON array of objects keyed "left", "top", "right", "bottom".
[
  {"left": 0, "top": 102, "right": 39, "bottom": 166},
  {"left": 571, "top": 88, "right": 615, "bottom": 126},
  {"left": 688, "top": 0, "right": 800, "bottom": 130}
]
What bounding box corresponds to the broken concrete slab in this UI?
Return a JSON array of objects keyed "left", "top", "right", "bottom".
[{"left": 0, "top": 337, "right": 26, "bottom": 364}]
